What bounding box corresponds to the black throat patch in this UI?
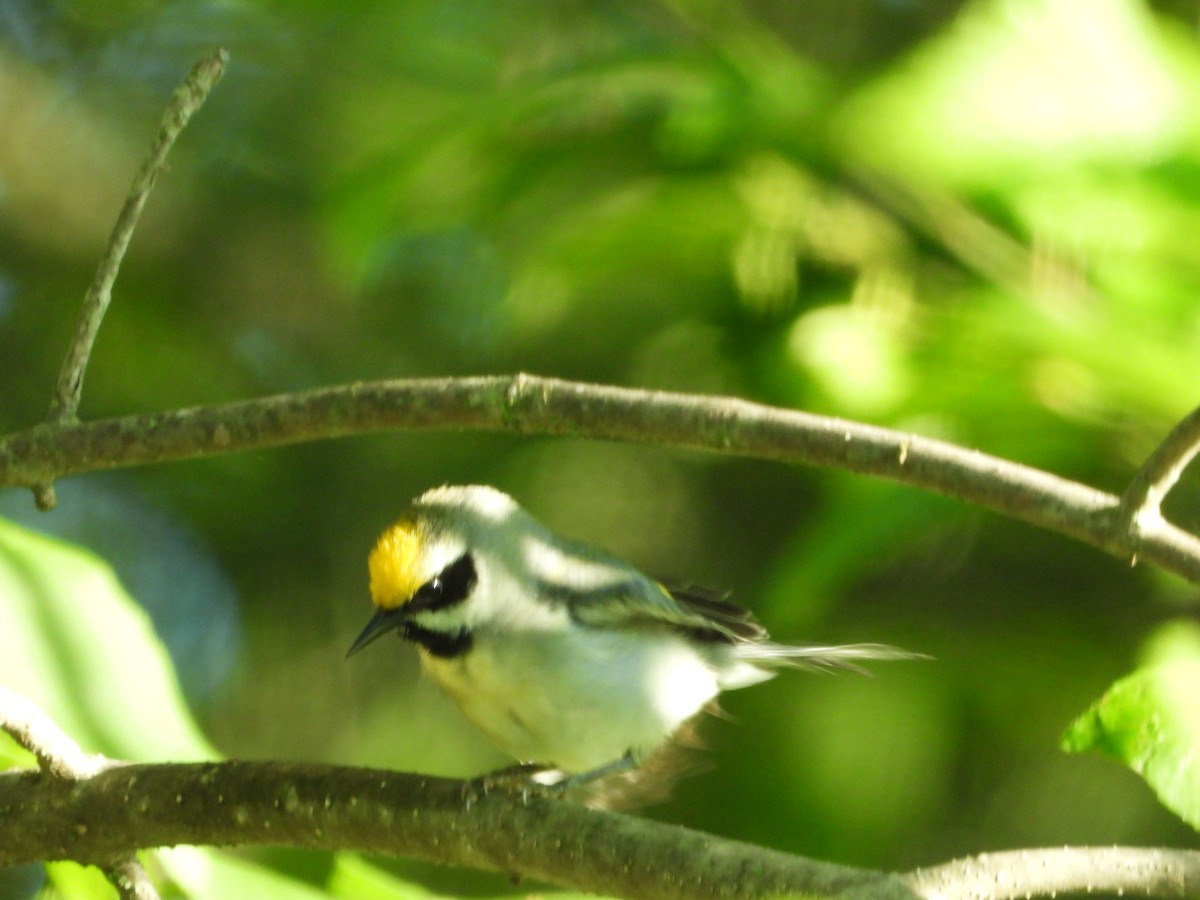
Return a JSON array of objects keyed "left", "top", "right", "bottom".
[{"left": 403, "top": 621, "right": 473, "bottom": 658}]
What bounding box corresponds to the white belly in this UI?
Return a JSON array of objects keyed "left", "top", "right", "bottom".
[{"left": 420, "top": 626, "right": 721, "bottom": 773}]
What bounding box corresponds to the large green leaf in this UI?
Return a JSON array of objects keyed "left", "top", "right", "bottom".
[
  {"left": 1062, "top": 659, "right": 1200, "bottom": 831},
  {"left": 0, "top": 516, "right": 215, "bottom": 762}
]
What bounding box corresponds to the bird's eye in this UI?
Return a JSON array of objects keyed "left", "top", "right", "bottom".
[{"left": 410, "top": 554, "right": 476, "bottom": 613}]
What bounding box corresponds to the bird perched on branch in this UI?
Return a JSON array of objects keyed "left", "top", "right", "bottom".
[{"left": 348, "top": 484, "right": 921, "bottom": 802}]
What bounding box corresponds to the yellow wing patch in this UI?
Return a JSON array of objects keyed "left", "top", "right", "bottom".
[{"left": 368, "top": 517, "right": 427, "bottom": 609}]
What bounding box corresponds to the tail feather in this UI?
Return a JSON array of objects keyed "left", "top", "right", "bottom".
[{"left": 735, "top": 642, "right": 929, "bottom": 674}]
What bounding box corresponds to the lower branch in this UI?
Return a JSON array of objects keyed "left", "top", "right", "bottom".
[
  {"left": 1, "top": 760, "right": 1195, "bottom": 900},
  {"left": 0, "top": 760, "right": 909, "bottom": 900}
]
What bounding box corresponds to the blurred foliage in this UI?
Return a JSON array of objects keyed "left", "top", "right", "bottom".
[{"left": 3, "top": 0, "right": 1200, "bottom": 896}]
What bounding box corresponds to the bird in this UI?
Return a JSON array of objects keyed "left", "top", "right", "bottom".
[{"left": 347, "top": 484, "right": 921, "bottom": 800}]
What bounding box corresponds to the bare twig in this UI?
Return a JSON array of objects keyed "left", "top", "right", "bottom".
[
  {"left": 0, "top": 686, "right": 108, "bottom": 779},
  {"left": 1120, "top": 404, "right": 1200, "bottom": 542},
  {"left": 47, "top": 48, "right": 227, "bottom": 426},
  {"left": 0, "top": 757, "right": 1195, "bottom": 899},
  {"left": 36, "top": 49, "right": 227, "bottom": 510},
  {"left": 3, "top": 374, "right": 1200, "bottom": 581},
  {"left": 102, "top": 858, "right": 160, "bottom": 900},
  {"left": 906, "top": 846, "right": 1198, "bottom": 899}
]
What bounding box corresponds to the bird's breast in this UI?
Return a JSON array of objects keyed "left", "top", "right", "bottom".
[{"left": 419, "top": 625, "right": 722, "bottom": 773}]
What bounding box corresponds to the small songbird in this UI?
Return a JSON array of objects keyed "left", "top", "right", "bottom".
[{"left": 347, "top": 484, "right": 920, "bottom": 796}]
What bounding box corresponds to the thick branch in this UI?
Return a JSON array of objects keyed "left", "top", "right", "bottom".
[
  {"left": 0, "top": 761, "right": 912, "bottom": 900},
  {"left": 2, "top": 760, "right": 1194, "bottom": 899},
  {"left": 3, "top": 374, "right": 1199, "bottom": 580}
]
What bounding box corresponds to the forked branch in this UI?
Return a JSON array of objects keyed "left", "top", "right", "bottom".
[
  {"left": 0, "top": 688, "right": 156, "bottom": 900},
  {"left": 4, "top": 374, "right": 1200, "bottom": 583},
  {"left": 1121, "top": 404, "right": 1200, "bottom": 544},
  {"left": 34, "top": 48, "right": 227, "bottom": 511}
]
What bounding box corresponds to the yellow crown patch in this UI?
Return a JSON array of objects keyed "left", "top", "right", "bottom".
[{"left": 368, "top": 517, "right": 427, "bottom": 610}]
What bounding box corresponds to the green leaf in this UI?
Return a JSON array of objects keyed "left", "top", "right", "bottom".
[
  {"left": 0, "top": 517, "right": 215, "bottom": 762},
  {"left": 327, "top": 855, "right": 437, "bottom": 899},
  {"left": 157, "top": 848, "right": 333, "bottom": 900},
  {"left": 1063, "top": 659, "right": 1200, "bottom": 831},
  {"left": 0, "top": 731, "right": 35, "bottom": 769},
  {"left": 43, "top": 859, "right": 119, "bottom": 899}
]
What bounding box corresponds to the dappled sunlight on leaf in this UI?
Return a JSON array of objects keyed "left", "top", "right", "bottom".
[
  {"left": 786, "top": 289, "right": 914, "bottom": 416},
  {"left": 839, "top": 0, "right": 1198, "bottom": 186},
  {"left": 1064, "top": 659, "right": 1200, "bottom": 832}
]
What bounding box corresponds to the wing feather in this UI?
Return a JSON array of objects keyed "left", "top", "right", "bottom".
[{"left": 557, "top": 574, "right": 761, "bottom": 642}]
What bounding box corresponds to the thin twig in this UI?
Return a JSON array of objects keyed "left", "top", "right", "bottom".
[
  {"left": 906, "top": 846, "right": 1197, "bottom": 899},
  {"left": 102, "top": 858, "right": 160, "bottom": 900},
  {"left": 36, "top": 49, "right": 227, "bottom": 509},
  {"left": 0, "top": 686, "right": 108, "bottom": 779},
  {"left": 3, "top": 374, "right": 1200, "bottom": 580},
  {"left": 47, "top": 48, "right": 227, "bottom": 425},
  {"left": 1120, "top": 404, "right": 1200, "bottom": 542}
]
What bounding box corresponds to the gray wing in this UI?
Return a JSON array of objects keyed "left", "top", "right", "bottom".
[
  {"left": 551, "top": 571, "right": 762, "bottom": 642},
  {"left": 517, "top": 527, "right": 746, "bottom": 637},
  {"left": 661, "top": 585, "right": 766, "bottom": 640}
]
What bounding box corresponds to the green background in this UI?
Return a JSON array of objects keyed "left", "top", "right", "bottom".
[{"left": 2, "top": 0, "right": 1200, "bottom": 896}]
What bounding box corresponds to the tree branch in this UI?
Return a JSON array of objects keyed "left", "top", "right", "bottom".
[
  {"left": 905, "top": 847, "right": 1199, "bottom": 899},
  {"left": 4, "top": 374, "right": 1200, "bottom": 581},
  {"left": 0, "top": 760, "right": 912, "bottom": 899},
  {"left": 2, "top": 758, "right": 1195, "bottom": 899},
  {"left": 102, "top": 858, "right": 160, "bottom": 900},
  {"left": 36, "top": 47, "right": 227, "bottom": 510},
  {"left": 47, "top": 47, "right": 227, "bottom": 426},
  {"left": 0, "top": 688, "right": 157, "bottom": 899},
  {"left": 1120, "top": 404, "right": 1200, "bottom": 544},
  {"left": 0, "top": 686, "right": 108, "bottom": 779}
]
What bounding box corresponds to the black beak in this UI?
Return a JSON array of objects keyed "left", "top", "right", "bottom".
[{"left": 346, "top": 607, "right": 406, "bottom": 659}]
